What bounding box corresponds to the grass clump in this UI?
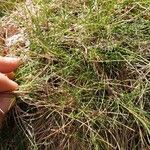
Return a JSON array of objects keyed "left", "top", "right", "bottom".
[{"left": 0, "top": 0, "right": 150, "bottom": 149}]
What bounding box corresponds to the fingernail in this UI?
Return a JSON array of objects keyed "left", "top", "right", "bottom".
[
  {"left": 5, "top": 57, "right": 20, "bottom": 62},
  {"left": 6, "top": 57, "right": 22, "bottom": 65},
  {"left": 6, "top": 72, "right": 15, "bottom": 79},
  {"left": 9, "top": 80, "right": 19, "bottom": 91}
]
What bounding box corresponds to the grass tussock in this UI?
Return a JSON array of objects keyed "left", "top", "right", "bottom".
[{"left": 0, "top": 0, "right": 150, "bottom": 149}]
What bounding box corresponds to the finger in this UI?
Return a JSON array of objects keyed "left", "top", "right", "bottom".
[
  {"left": 0, "top": 73, "right": 18, "bottom": 92},
  {"left": 6, "top": 72, "right": 15, "bottom": 79},
  {"left": 0, "top": 56, "right": 21, "bottom": 73},
  {"left": 0, "top": 94, "right": 16, "bottom": 127}
]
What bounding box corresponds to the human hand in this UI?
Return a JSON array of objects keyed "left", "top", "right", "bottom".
[{"left": 0, "top": 56, "right": 20, "bottom": 127}]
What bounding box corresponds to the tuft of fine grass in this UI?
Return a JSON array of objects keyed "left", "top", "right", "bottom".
[{"left": 0, "top": 0, "right": 150, "bottom": 149}]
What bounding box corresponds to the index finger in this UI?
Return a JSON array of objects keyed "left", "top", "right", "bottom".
[{"left": 0, "top": 56, "right": 20, "bottom": 73}]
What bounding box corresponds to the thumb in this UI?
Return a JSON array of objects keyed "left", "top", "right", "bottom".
[
  {"left": 0, "top": 73, "right": 18, "bottom": 92},
  {"left": 0, "top": 94, "right": 16, "bottom": 127}
]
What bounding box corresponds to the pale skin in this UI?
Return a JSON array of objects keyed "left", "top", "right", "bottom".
[{"left": 0, "top": 56, "right": 20, "bottom": 126}]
